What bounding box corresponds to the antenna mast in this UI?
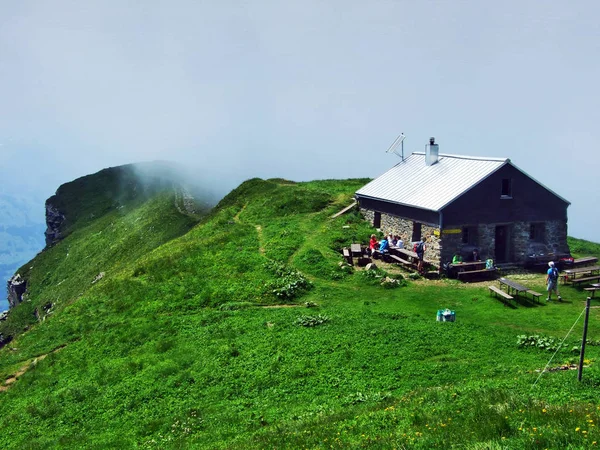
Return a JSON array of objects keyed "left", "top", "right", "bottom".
[{"left": 385, "top": 133, "right": 406, "bottom": 161}]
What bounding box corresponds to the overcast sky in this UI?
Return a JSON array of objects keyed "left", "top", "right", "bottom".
[{"left": 0, "top": 1, "right": 598, "bottom": 241}]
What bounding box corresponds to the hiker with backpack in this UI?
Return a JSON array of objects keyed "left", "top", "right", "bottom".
[
  {"left": 414, "top": 238, "right": 426, "bottom": 274},
  {"left": 546, "top": 261, "right": 562, "bottom": 302}
]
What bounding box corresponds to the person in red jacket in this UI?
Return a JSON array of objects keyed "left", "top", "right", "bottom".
[{"left": 368, "top": 234, "right": 378, "bottom": 256}]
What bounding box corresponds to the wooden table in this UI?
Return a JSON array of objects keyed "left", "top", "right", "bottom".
[
  {"left": 573, "top": 256, "right": 599, "bottom": 267},
  {"left": 584, "top": 283, "right": 600, "bottom": 298},
  {"left": 449, "top": 261, "right": 486, "bottom": 272},
  {"left": 449, "top": 261, "right": 491, "bottom": 281},
  {"left": 562, "top": 265, "right": 600, "bottom": 283},
  {"left": 350, "top": 243, "right": 363, "bottom": 257},
  {"left": 394, "top": 248, "right": 418, "bottom": 261},
  {"left": 498, "top": 277, "right": 543, "bottom": 302},
  {"left": 498, "top": 277, "right": 529, "bottom": 296}
]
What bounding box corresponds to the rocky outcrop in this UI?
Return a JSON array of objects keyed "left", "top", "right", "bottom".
[
  {"left": 0, "top": 333, "right": 13, "bottom": 350},
  {"left": 44, "top": 200, "right": 65, "bottom": 247},
  {"left": 7, "top": 273, "right": 27, "bottom": 308}
]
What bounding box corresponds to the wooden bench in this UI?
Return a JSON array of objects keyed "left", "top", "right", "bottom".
[
  {"left": 584, "top": 287, "right": 600, "bottom": 298},
  {"left": 571, "top": 275, "right": 600, "bottom": 287},
  {"left": 526, "top": 289, "right": 543, "bottom": 303},
  {"left": 389, "top": 254, "right": 412, "bottom": 266},
  {"left": 342, "top": 248, "right": 353, "bottom": 265},
  {"left": 489, "top": 285, "right": 514, "bottom": 302},
  {"left": 457, "top": 268, "right": 497, "bottom": 281}
]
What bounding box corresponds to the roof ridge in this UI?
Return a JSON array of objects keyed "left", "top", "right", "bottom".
[{"left": 411, "top": 152, "right": 508, "bottom": 163}]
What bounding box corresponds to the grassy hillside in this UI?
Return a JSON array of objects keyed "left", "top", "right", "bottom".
[{"left": 1, "top": 175, "right": 600, "bottom": 449}]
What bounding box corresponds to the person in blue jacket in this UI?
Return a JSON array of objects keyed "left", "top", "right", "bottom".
[
  {"left": 546, "top": 261, "right": 562, "bottom": 302},
  {"left": 379, "top": 236, "right": 389, "bottom": 253}
]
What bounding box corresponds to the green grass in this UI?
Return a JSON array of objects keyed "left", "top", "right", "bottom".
[{"left": 0, "top": 174, "right": 599, "bottom": 449}]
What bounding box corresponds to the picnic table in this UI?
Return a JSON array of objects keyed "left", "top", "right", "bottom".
[
  {"left": 498, "top": 277, "right": 542, "bottom": 303},
  {"left": 350, "top": 243, "right": 363, "bottom": 257},
  {"left": 449, "top": 261, "right": 486, "bottom": 272},
  {"left": 392, "top": 247, "right": 416, "bottom": 259},
  {"left": 499, "top": 277, "right": 528, "bottom": 296},
  {"left": 584, "top": 283, "right": 600, "bottom": 298},
  {"left": 561, "top": 265, "right": 600, "bottom": 283},
  {"left": 573, "top": 256, "right": 599, "bottom": 267},
  {"left": 449, "top": 261, "right": 496, "bottom": 281}
]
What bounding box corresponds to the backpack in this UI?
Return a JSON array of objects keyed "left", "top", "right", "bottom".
[
  {"left": 550, "top": 267, "right": 559, "bottom": 281},
  {"left": 415, "top": 241, "right": 424, "bottom": 253}
]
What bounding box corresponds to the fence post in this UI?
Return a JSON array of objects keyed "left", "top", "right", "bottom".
[{"left": 578, "top": 297, "right": 592, "bottom": 382}]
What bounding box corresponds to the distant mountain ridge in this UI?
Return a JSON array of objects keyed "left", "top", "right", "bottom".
[{"left": 3, "top": 161, "right": 215, "bottom": 311}]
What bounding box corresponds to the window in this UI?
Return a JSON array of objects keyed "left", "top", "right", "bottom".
[
  {"left": 462, "top": 226, "right": 477, "bottom": 245},
  {"left": 501, "top": 178, "right": 512, "bottom": 198},
  {"left": 462, "top": 227, "right": 470, "bottom": 244},
  {"left": 529, "top": 223, "right": 545, "bottom": 242}
]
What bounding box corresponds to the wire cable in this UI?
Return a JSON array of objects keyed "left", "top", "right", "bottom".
[{"left": 532, "top": 306, "right": 587, "bottom": 388}]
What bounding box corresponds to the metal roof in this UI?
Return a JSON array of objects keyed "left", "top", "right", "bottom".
[{"left": 355, "top": 152, "right": 509, "bottom": 211}]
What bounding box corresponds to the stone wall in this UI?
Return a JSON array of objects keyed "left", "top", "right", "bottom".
[
  {"left": 511, "top": 220, "right": 569, "bottom": 262},
  {"left": 441, "top": 220, "right": 569, "bottom": 264},
  {"left": 359, "top": 208, "right": 441, "bottom": 265}
]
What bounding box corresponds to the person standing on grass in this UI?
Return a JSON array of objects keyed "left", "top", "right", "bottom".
[
  {"left": 546, "top": 261, "right": 562, "bottom": 301},
  {"left": 415, "top": 237, "right": 426, "bottom": 274}
]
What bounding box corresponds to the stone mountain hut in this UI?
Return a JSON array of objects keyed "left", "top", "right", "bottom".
[{"left": 354, "top": 138, "right": 571, "bottom": 268}]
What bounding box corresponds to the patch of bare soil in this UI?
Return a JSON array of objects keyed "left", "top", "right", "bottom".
[
  {"left": 261, "top": 304, "right": 301, "bottom": 308},
  {"left": 538, "top": 363, "right": 585, "bottom": 373}
]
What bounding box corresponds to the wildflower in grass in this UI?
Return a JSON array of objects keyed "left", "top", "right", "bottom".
[
  {"left": 576, "top": 427, "right": 581, "bottom": 432},
  {"left": 542, "top": 408, "right": 547, "bottom": 413}
]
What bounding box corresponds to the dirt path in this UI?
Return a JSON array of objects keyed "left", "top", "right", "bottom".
[{"left": 0, "top": 345, "right": 66, "bottom": 392}]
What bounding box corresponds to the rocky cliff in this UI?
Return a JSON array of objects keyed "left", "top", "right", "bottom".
[
  {"left": 6, "top": 273, "right": 26, "bottom": 309},
  {"left": 44, "top": 201, "right": 65, "bottom": 247}
]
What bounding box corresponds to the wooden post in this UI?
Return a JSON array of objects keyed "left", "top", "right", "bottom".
[{"left": 578, "top": 297, "right": 592, "bottom": 382}]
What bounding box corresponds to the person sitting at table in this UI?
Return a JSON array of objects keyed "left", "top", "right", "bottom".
[
  {"left": 395, "top": 236, "right": 404, "bottom": 249},
  {"left": 379, "top": 236, "right": 390, "bottom": 254},
  {"left": 452, "top": 252, "right": 463, "bottom": 264},
  {"left": 391, "top": 235, "right": 398, "bottom": 247},
  {"left": 368, "top": 234, "right": 378, "bottom": 256},
  {"left": 472, "top": 249, "right": 481, "bottom": 261}
]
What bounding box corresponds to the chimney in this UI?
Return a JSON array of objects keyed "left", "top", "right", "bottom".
[{"left": 425, "top": 137, "right": 439, "bottom": 166}]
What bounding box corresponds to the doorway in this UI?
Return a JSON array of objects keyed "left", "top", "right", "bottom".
[
  {"left": 373, "top": 212, "right": 381, "bottom": 228},
  {"left": 495, "top": 225, "right": 508, "bottom": 263}
]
